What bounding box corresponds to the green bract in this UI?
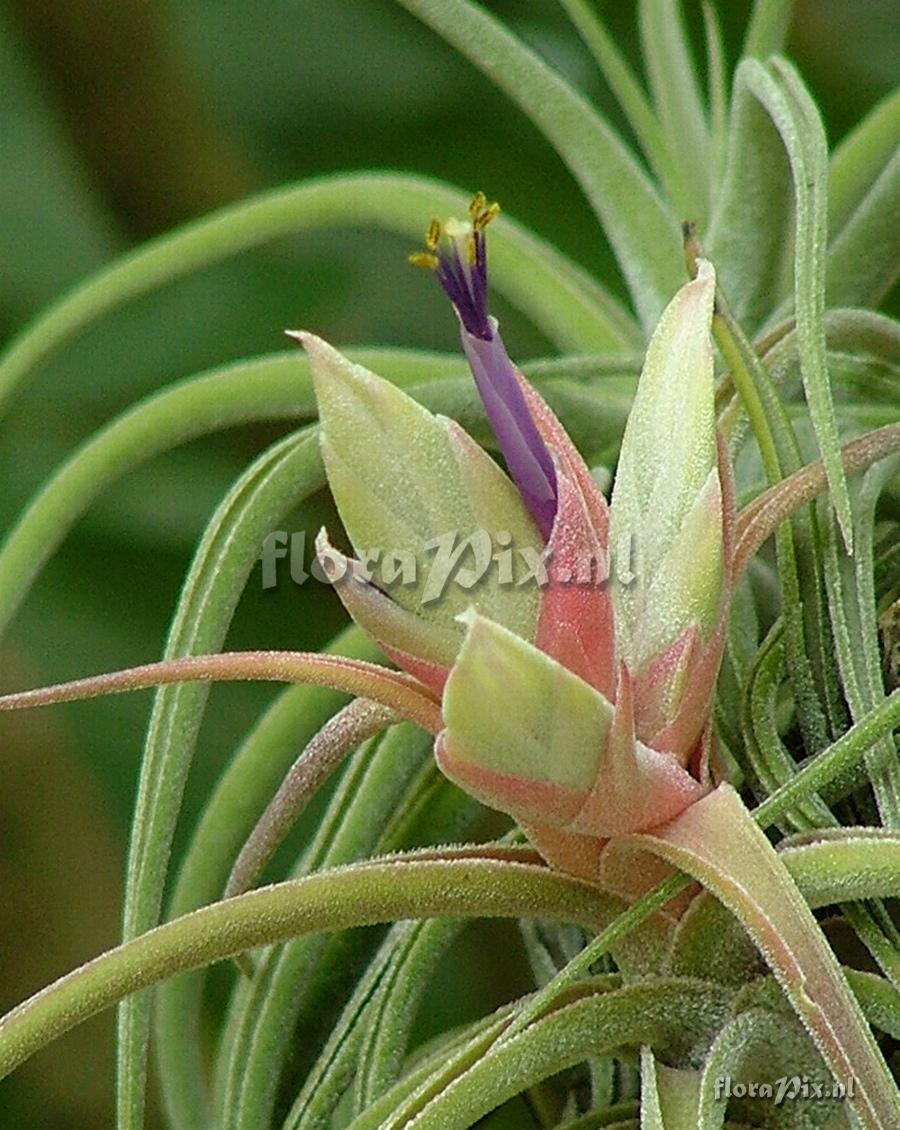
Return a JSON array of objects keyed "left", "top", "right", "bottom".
[
  {"left": 443, "top": 611, "right": 613, "bottom": 791},
  {"left": 302, "top": 332, "right": 542, "bottom": 657},
  {"left": 610, "top": 259, "right": 723, "bottom": 670}
]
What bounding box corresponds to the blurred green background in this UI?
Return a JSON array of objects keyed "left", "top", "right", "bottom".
[{"left": 0, "top": 1, "right": 896, "bottom": 1125}]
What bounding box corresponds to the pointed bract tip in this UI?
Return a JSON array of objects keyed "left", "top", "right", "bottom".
[{"left": 455, "top": 606, "right": 482, "bottom": 632}]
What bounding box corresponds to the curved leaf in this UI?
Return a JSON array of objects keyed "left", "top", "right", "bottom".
[
  {"left": 214, "top": 723, "right": 433, "bottom": 1130},
  {"left": 115, "top": 430, "right": 324, "bottom": 1129},
  {"left": 558, "top": 0, "right": 683, "bottom": 208},
  {"left": 827, "top": 147, "right": 900, "bottom": 310},
  {"left": 696, "top": 1008, "right": 834, "bottom": 1130},
  {"left": 638, "top": 0, "right": 711, "bottom": 227},
  {"left": 0, "top": 348, "right": 466, "bottom": 640},
  {"left": 0, "top": 171, "right": 639, "bottom": 413},
  {"left": 735, "top": 58, "right": 853, "bottom": 549},
  {"left": 706, "top": 62, "right": 792, "bottom": 331},
  {"left": 155, "top": 626, "right": 379, "bottom": 1130},
  {"left": 367, "top": 980, "right": 731, "bottom": 1130},
  {"left": 742, "top": 0, "right": 795, "bottom": 58},
  {"left": 829, "top": 87, "right": 900, "bottom": 233},
  {"left": 780, "top": 832, "right": 900, "bottom": 908},
  {"left": 634, "top": 785, "right": 899, "bottom": 1129},
  {"left": 394, "top": 0, "right": 683, "bottom": 332},
  {"left": 0, "top": 855, "right": 615, "bottom": 1084}
]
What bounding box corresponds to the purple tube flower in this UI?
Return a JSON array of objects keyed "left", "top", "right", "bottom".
[{"left": 411, "top": 195, "right": 557, "bottom": 540}]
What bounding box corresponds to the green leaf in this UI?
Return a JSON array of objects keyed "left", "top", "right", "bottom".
[
  {"left": 0, "top": 347, "right": 468, "bottom": 641},
  {"left": 742, "top": 0, "right": 795, "bottom": 59},
  {"left": 706, "top": 61, "right": 793, "bottom": 331},
  {"left": 844, "top": 970, "right": 900, "bottom": 1042},
  {"left": 214, "top": 722, "right": 433, "bottom": 1130},
  {"left": 754, "top": 688, "right": 900, "bottom": 829},
  {"left": 829, "top": 87, "right": 900, "bottom": 233},
  {"left": 702, "top": 2, "right": 728, "bottom": 193},
  {"left": 0, "top": 855, "right": 616, "bottom": 1085},
  {"left": 822, "top": 460, "right": 900, "bottom": 826},
  {"left": 154, "top": 626, "right": 379, "bottom": 1130},
  {"left": 115, "top": 431, "right": 325, "bottom": 1130},
  {"left": 0, "top": 351, "right": 488, "bottom": 1130},
  {"left": 640, "top": 1046, "right": 701, "bottom": 1129},
  {"left": 352, "top": 917, "right": 468, "bottom": 1114},
  {"left": 638, "top": 0, "right": 711, "bottom": 227},
  {"left": 368, "top": 980, "right": 732, "bottom": 1130},
  {"left": 280, "top": 921, "right": 414, "bottom": 1130},
  {"left": 639, "top": 1046, "right": 665, "bottom": 1130},
  {"left": 696, "top": 1008, "right": 834, "bottom": 1130},
  {"left": 557, "top": 0, "right": 684, "bottom": 210},
  {"left": 0, "top": 171, "right": 639, "bottom": 414},
  {"left": 345, "top": 1010, "right": 514, "bottom": 1130},
  {"left": 827, "top": 147, "right": 900, "bottom": 310},
  {"left": 394, "top": 0, "right": 684, "bottom": 333},
  {"left": 747, "top": 57, "right": 853, "bottom": 551},
  {"left": 741, "top": 625, "right": 835, "bottom": 834},
  {"left": 780, "top": 831, "right": 900, "bottom": 908},
  {"left": 668, "top": 892, "right": 761, "bottom": 988},
  {"left": 633, "top": 784, "right": 900, "bottom": 1128}
]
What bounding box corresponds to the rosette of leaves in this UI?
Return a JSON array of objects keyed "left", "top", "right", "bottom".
[{"left": 0, "top": 2, "right": 898, "bottom": 1129}]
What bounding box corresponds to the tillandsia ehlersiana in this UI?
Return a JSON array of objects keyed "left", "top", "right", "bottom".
[
  {"left": 1, "top": 3, "right": 900, "bottom": 1129},
  {"left": 1, "top": 198, "right": 899, "bottom": 1128}
]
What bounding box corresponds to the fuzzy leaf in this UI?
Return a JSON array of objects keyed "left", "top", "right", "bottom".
[
  {"left": 372, "top": 980, "right": 732, "bottom": 1130},
  {"left": 558, "top": 0, "right": 684, "bottom": 209},
  {"left": 638, "top": 0, "right": 711, "bottom": 227},
  {"left": 827, "top": 146, "right": 900, "bottom": 310},
  {"left": 741, "top": 58, "right": 854, "bottom": 551},
  {"left": 697, "top": 1008, "right": 836, "bottom": 1130},
  {"left": 641, "top": 1046, "right": 702, "bottom": 1129},
  {"left": 829, "top": 87, "right": 900, "bottom": 234},
  {"left": 706, "top": 60, "right": 793, "bottom": 331},
  {"left": 633, "top": 784, "right": 900, "bottom": 1129}
]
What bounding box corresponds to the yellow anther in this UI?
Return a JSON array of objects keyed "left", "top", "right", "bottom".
[
  {"left": 424, "top": 218, "right": 441, "bottom": 251},
  {"left": 408, "top": 251, "right": 440, "bottom": 271},
  {"left": 469, "top": 192, "right": 500, "bottom": 232},
  {"left": 410, "top": 195, "right": 497, "bottom": 272}
]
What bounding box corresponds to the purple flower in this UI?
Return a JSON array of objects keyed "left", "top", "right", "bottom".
[{"left": 412, "top": 195, "right": 557, "bottom": 540}]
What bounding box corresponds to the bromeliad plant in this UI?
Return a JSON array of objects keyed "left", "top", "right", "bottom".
[{"left": 0, "top": 2, "right": 899, "bottom": 1128}]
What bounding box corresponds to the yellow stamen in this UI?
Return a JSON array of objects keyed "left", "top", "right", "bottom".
[
  {"left": 409, "top": 194, "right": 499, "bottom": 271},
  {"left": 469, "top": 192, "right": 500, "bottom": 231},
  {"left": 408, "top": 251, "right": 439, "bottom": 271},
  {"left": 424, "top": 218, "right": 441, "bottom": 251}
]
